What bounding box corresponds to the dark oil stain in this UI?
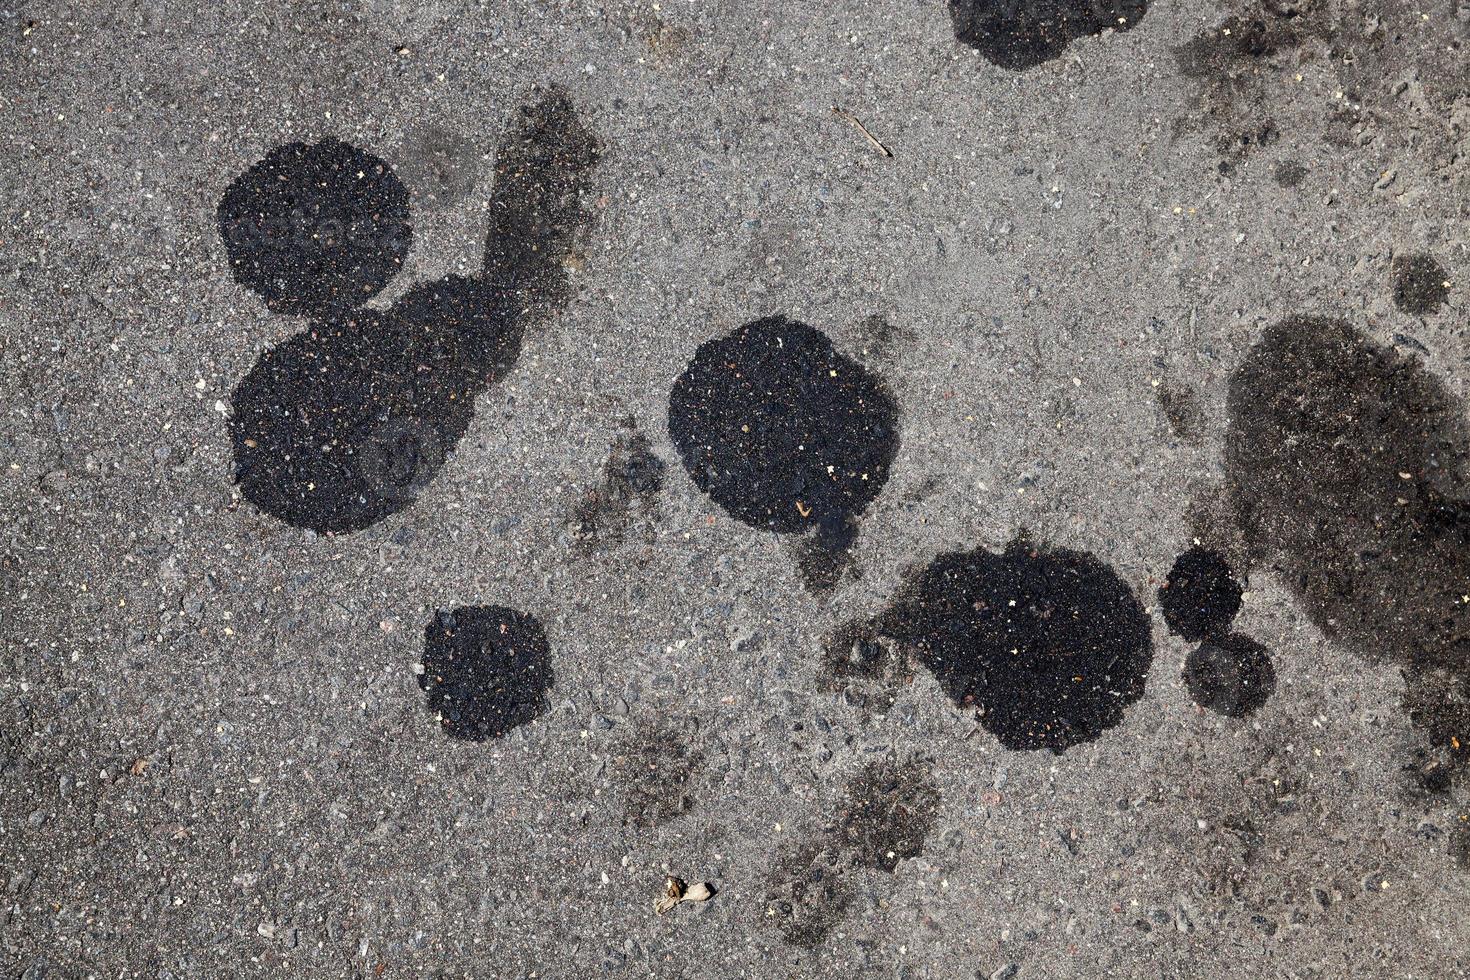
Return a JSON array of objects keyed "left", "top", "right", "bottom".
[
  {"left": 226, "top": 88, "right": 599, "bottom": 533},
  {"left": 609, "top": 717, "right": 705, "bottom": 828},
  {"left": 826, "top": 757, "right": 940, "bottom": 873},
  {"left": 1159, "top": 546, "right": 1244, "bottom": 642},
  {"left": 853, "top": 314, "right": 915, "bottom": 362},
  {"left": 1183, "top": 633, "right": 1276, "bottom": 718},
  {"left": 392, "top": 122, "right": 482, "bottom": 211},
  {"left": 570, "top": 423, "right": 666, "bottom": 554},
  {"left": 1392, "top": 254, "right": 1451, "bottom": 316},
  {"left": 218, "top": 139, "right": 412, "bottom": 316},
  {"left": 667, "top": 316, "right": 900, "bottom": 590},
  {"left": 764, "top": 758, "right": 939, "bottom": 946},
  {"left": 419, "top": 605, "right": 554, "bottom": 740},
  {"left": 1224, "top": 315, "right": 1470, "bottom": 758},
  {"left": 1155, "top": 380, "right": 1205, "bottom": 441},
  {"left": 862, "top": 540, "right": 1154, "bottom": 753},
  {"left": 949, "top": 0, "right": 1148, "bottom": 71},
  {"left": 1272, "top": 159, "right": 1307, "bottom": 188}
]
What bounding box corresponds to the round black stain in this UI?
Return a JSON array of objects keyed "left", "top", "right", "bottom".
[
  {"left": 218, "top": 139, "right": 411, "bottom": 316},
  {"left": 420, "top": 605, "right": 554, "bottom": 741},
  {"left": 949, "top": 0, "right": 1148, "bottom": 71},
  {"left": 667, "top": 315, "right": 899, "bottom": 539},
  {"left": 1392, "top": 254, "right": 1451, "bottom": 315},
  {"left": 1159, "top": 546, "right": 1243, "bottom": 642},
  {"left": 880, "top": 541, "right": 1154, "bottom": 753},
  {"left": 225, "top": 88, "right": 600, "bottom": 534},
  {"left": 1183, "top": 633, "right": 1275, "bottom": 718}
]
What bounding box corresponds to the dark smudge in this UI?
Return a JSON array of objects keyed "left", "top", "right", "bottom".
[
  {"left": 855, "top": 540, "right": 1154, "bottom": 753},
  {"left": 818, "top": 618, "right": 913, "bottom": 711},
  {"left": 1155, "top": 380, "right": 1205, "bottom": 442},
  {"left": 765, "top": 758, "right": 939, "bottom": 946},
  {"left": 1184, "top": 633, "right": 1276, "bottom": 718},
  {"left": 226, "top": 88, "right": 599, "bottom": 533},
  {"left": 1159, "top": 546, "right": 1244, "bottom": 642},
  {"left": 570, "top": 424, "right": 666, "bottom": 553},
  {"left": 1225, "top": 315, "right": 1470, "bottom": 756},
  {"left": 1392, "top": 254, "right": 1451, "bottom": 316},
  {"left": 420, "top": 605, "right": 554, "bottom": 740},
  {"left": 218, "top": 139, "right": 412, "bottom": 316},
  {"left": 392, "top": 122, "right": 482, "bottom": 211},
  {"left": 667, "top": 316, "right": 899, "bottom": 590},
  {"left": 949, "top": 0, "right": 1148, "bottom": 71},
  {"left": 610, "top": 716, "right": 705, "bottom": 828}
]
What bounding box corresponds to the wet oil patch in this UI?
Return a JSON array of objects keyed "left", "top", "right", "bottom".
[
  {"left": 419, "top": 605, "right": 554, "bottom": 740},
  {"left": 1155, "top": 380, "right": 1205, "bottom": 442},
  {"left": 859, "top": 540, "right": 1153, "bottom": 753},
  {"left": 609, "top": 716, "right": 706, "bottom": 828},
  {"left": 1224, "top": 315, "right": 1470, "bottom": 756},
  {"left": 226, "top": 88, "right": 599, "bottom": 533},
  {"left": 218, "top": 139, "right": 412, "bottom": 316},
  {"left": 1159, "top": 546, "right": 1243, "bottom": 642},
  {"left": 765, "top": 758, "right": 939, "bottom": 946},
  {"left": 1183, "top": 633, "right": 1276, "bottom": 718},
  {"left": 391, "top": 122, "right": 482, "bottom": 211},
  {"left": 667, "top": 316, "right": 900, "bottom": 590},
  {"left": 1392, "top": 254, "right": 1451, "bottom": 316},
  {"left": 948, "top": 0, "right": 1148, "bottom": 71},
  {"left": 569, "top": 424, "right": 666, "bottom": 554}
]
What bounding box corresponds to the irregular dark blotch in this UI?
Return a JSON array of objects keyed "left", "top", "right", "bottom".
[
  {"left": 419, "top": 605, "right": 554, "bottom": 740},
  {"left": 1183, "top": 633, "right": 1275, "bottom": 718},
  {"left": 482, "top": 90, "right": 601, "bottom": 303},
  {"left": 1225, "top": 315, "right": 1470, "bottom": 756},
  {"left": 392, "top": 122, "right": 481, "bottom": 210},
  {"left": 1174, "top": 15, "right": 1301, "bottom": 82},
  {"left": 667, "top": 316, "right": 899, "bottom": 542},
  {"left": 764, "top": 841, "right": 853, "bottom": 949},
  {"left": 950, "top": 0, "right": 1148, "bottom": 71},
  {"left": 610, "top": 717, "right": 705, "bottom": 828},
  {"left": 826, "top": 758, "right": 940, "bottom": 873},
  {"left": 1450, "top": 821, "right": 1470, "bottom": 870},
  {"left": 1159, "top": 546, "right": 1243, "bottom": 642},
  {"left": 1155, "top": 380, "right": 1205, "bottom": 441},
  {"left": 226, "top": 88, "right": 600, "bottom": 533},
  {"left": 218, "top": 139, "right": 411, "bottom": 316},
  {"left": 1392, "top": 254, "right": 1451, "bottom": 316},
  {"left": 570, "top": 426, "right": 666, "bottom": 553},
  {"left": 794, "top": 518, "right": 858, "bottom": 594},
  {"left": 881, "top": 540, "right": 1154, "bottom": 753},
  {"left": 818, "top": 618, "right": 913, "bottom": 711},
  {"left": 1273, "top": 160, "right": 1307, "bottom": 188},
  {"left": 229, "top": 278, "right": 515, "bottom": 533}
]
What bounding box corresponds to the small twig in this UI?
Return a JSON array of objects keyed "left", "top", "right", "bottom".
[{"left": 832, "top": 105, "right": 892, "bottom": 158}]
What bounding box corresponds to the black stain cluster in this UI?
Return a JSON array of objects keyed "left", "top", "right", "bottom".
[
  {"left": 1184, "top": 634, "right": 1276, "bottom": 719},
  {"left": 765, "top": 758, "right": 939, "bottom": 947},
  {"left": 420, "top": 605, "right": 555, "bottom": 740},
  {"left": 1225, "top": 315, "right": 1470, "bottom": 754},
  {"left": 1392, "top": 254, "right": 1451, "bottom": 315},
  {"left": 949, "top": 0, "right": 1148, "bottom": 71},
  {"left": 1160, "top": 546, "right": 1243, "bottom": 643},
  {"left": 667, "top": 315, "right": 899, "bottom": 589},
  {"left": 226, "top": 88, "right": 600, "bottom": 533},
  {"left": 854, "top": 541, "right": 1153, "bottom": 753},
  {"left": 1159, "top": 546, "right": 1274, "bottom": 718}
]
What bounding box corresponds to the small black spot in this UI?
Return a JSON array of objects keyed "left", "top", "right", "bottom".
[
  {"left": 667, "top": 316, "right": 899, "bottom": 583},
  {"left": 879, "top": 540, "right": 1154, "bottom": 753},
  {"left": 570, "top": 426, "right": 666, "bottom": 553},
  {"left": 1391, "top": 254, "right": 1451, "bottom": 315},
  {"left": 826, "top": 758, "right": 940, "bottom": 873},
  {"left": 420, "top": 605, "right": 554, "bottom": 740},
  {"left": 949, "top": 0, "right": 1148, "bottom": 71},
  {"left": 1273, "top": 160, "right": 1308, "bottom": 188},
  {"left": 1183, "top": 633, "right": 1276, "bottom": 718},
  {"left": 1159, "top": 546, "right": 1244, "bottom": 642},
  {"left": 226, "top": 89, "right": 600, "bottom": 533},
  {"left": 218, "top": 139, "right": 412, "bottom": 317}
]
